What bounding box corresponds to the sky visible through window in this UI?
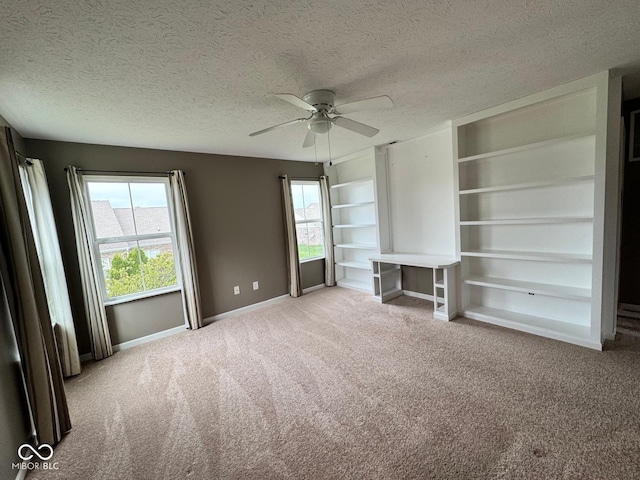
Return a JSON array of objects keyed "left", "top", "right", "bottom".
[
  {"left": 87, "top": 182, "right": 168, "bottom": 208},
  {"left": 291, "top": 183, "right": 320, "bottom": 208}
]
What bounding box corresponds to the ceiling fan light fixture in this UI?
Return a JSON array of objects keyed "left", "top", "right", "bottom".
[{"left": 308, "top": 116, "right": 333, "bottom": 134}]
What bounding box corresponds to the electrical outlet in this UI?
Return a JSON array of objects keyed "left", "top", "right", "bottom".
[
  {"left": 253, "top": 281, "right": 259, "bottom": 290},
  {"left": 233, "top": 286, "right": 240, "bottom": 295}
]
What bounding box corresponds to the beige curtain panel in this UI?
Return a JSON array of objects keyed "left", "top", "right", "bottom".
[
  {"left": 19, "top": 158, "right": 81, "bottom": 377},
  {"left": 319, "top": 176, "right": 336, "bottom": 287},
  {"left": 66, "top": 165, "right": 113, "bottom": 360},
  {"left": 280, "top": 175, "right": 302, "bottom": 297},
  {"left": 0, "top": 127, "right": 71, "bottom": 445},
  {"left": 169, "top": 169, "right": 202, "bottom": 330}
]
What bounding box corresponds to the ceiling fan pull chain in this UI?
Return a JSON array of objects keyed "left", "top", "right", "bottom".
[{"left": 314, "top": 134, "right": 318, "bottom": 164}]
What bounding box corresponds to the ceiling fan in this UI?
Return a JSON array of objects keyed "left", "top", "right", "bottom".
[{"left": 249, "top": 90, "right": 393, "bottom": 148}]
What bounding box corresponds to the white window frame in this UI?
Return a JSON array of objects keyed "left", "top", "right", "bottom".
[
  {"left": 83, "top": 175, "right": 182, "bottom": 305},
  {"left": 292, "top": 180, "right": 325, "bottom": 263}
]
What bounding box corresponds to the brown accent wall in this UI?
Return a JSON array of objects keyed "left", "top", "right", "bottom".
[
  {"left": 401, "top": 266, "right": 434, "bottom": 296},
  {"left": 301, "top": 259, "right": 325, "bottom": 290},
  {"left": 106, "top": 291, "right": 184, "bottom": 345},
  {"left": 25, "top": 139, "right": 325, "bottom": 354}
]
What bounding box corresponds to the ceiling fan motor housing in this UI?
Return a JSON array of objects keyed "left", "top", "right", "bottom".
[
  {"left": 304, "top": 90, "right": 335, "bottom": 134},
  {"left": 302, "top": 89, "right": 335, "bottom": 112}
]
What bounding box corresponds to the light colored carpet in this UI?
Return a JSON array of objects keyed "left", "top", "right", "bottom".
[{"left": 28, "top": 287, "right": 640, "bottom": 479}]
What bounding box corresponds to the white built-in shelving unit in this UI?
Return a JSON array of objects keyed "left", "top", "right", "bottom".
[
  {"left": 453, "top": 72, "right": 621, "bottom": 350},
  {"left": 324, "top": 147, "right": 391, "bottom": 293}
]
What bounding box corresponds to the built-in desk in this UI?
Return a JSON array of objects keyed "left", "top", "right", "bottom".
[{"left": 369, "top": 253, "right": 459, "bottom": 321}]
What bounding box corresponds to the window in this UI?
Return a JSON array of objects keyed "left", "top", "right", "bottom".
[
  {"left": 291, "top": 180, "right": 324, "bottom": 261},
  {"left": 85, "top": 177, "right": 179, "bottom": 302}
]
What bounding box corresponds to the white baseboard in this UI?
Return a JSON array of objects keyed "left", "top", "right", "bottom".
[
  {"left": 81, "top": 325, "right": 187, "bottom": 360},
  {"left": 403, "top": 290, "right": 434, "bottom": 301},
  {"left": 203, "top": 294, "right": 289, "bottom": 325},
  {"left": 112, "top": 325, "right": 186, "bottom": 353},
  {"left": 303, "top": 284, "right": 326, "bottom": 294},
  {"left": 402, "top": 290, "right": 446, "bottom": 303}
]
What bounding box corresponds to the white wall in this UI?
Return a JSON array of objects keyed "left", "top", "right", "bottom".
[{"left": 387, "top": 127, "right": 456, "bottom": 256}]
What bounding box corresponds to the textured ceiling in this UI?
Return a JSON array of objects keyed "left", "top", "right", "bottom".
[{"left": 1, "top": 0, "right": 640, "bottom": 162}]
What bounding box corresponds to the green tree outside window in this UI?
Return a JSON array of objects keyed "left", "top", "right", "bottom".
[{"left": 105, "top": 248, "right": 176, "bottom": 297}]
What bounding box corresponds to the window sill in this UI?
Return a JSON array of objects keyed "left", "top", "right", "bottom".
[
  {"left": 300, "top": 256, "right": 325, "bottom": 264},
  {"left": 103, "top": 286, "right": 182, "bottom": 307}
]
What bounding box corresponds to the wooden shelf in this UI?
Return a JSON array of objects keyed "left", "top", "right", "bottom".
[
  {"left": 461, "top": 249, "right": 592, "bottom": 263},
  {"left": 332, "top": 201, "right": 375, "bottom": 209},
  {"left": 336, "top": 261, "right": 371, "bottom": 270},
  {"left": 333, "top": 224, "right": 376, "bottom": 228},
  {"left": 457, "top": 133, "right": 594, "bottom": 163},
  {"left": 459, "top": 175, "right": 594, "bottom": 195},
  {"left": 335, "top": 243, "right": 377, "bottom": 250},
  {"left": 330, "top": 178, "right": 373, "bottom": 189},
  {"left": 463, "top": 276, "right": 591, "bottom": 300},
  {"left": 460, "top": 216, "right": 593, "bottom": 226},
  {"left": 461, "top": 305, "right": 599, "bottom": 349},
  {"left": 337, "top": 278, "right": 371, "bottom": 292}
]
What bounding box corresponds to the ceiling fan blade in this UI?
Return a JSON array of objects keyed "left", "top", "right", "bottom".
[
  {"left": 333, "top": 116, "right": 379, "bottom": 137},
  {"left": 334, "top": 95, "right": 393, "bottom": 115},
  {"left": 249, "top": 118, "right": 307, "bottom": 137},
  {"left": 302, "top": 129, "right": 315, "bottom": 148},
  {"left": 274, "top": 93, "right": 317, "bottom": 112}
]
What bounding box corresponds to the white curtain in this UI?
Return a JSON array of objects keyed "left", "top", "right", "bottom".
[
  {"left": 319, "top": 176, "right": 335, "bottom": 287},
  {"left": 19, "top": 159, "right": 81, "bottom": 376},
  {"left": 280, "top": 175, "right": 302, "bottom": 297},
  {"left": 2, "top": 127, "right": 71, "bottom": 445},
  {"left": 169, "top": 170, "right": 202, "bottom": 330},
  {"left": 66, "top": 166, "right": 113, "bottom": 360}
]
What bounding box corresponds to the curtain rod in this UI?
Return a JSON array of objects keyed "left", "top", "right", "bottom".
[
  {"left": 15, "top": 151, "right": 33, "bottom": 166},
  {"left": 63, "top": 167, "right": 176, "bottom": 176},
  {"left": 278, "top": 175, "right": 326, "bottom": 180}
]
